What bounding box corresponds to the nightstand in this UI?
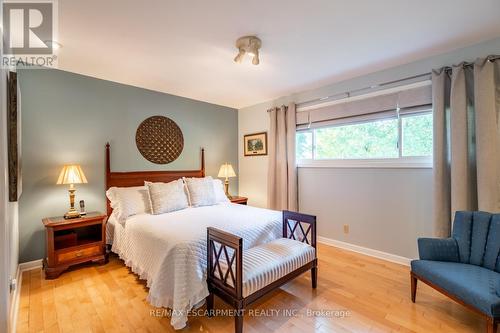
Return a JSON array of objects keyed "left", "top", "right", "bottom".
[
  {"left": 230, "top": 196, "right": 248, "bottom": 205},
  {"left": 42, "top": 212, "right": 108, "bottom": 279}
]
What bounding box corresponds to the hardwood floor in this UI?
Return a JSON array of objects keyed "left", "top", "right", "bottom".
[{"left": 17, "top": 243, "right": 489, "bottom": 333}]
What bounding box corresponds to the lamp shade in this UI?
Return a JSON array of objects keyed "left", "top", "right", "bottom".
[
  {"left": 56, "top": 165, "right": 88, "bottom": 185},
  {"left": 217, "top": 163, "right": 236, "bottom": 178}
]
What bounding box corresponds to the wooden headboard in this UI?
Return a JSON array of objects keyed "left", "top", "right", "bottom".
[{"left": 105, "top": 143, "right": 205, "bottom": 216}]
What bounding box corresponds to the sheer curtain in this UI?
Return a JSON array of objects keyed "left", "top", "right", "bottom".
[
  {"left": 433, "top": 57, "right": 500, "bottom": 236},
  {"left": 267, "top": 103, "right": 298, "bottom": 211}
]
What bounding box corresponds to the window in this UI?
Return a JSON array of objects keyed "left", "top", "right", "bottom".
[
  {"left": 401, "top": 113, "right": 433, "bottom": 157},
  {"left": 296, "top": 111, "right": 433, "bottom": 168}
]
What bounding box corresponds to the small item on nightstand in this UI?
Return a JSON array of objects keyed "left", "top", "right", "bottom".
[
  {"left": 56, "top": 164, "right": 88, "bottom": 219},
  {"left": 79, "top": 200, "right": 86, "bottom": 216},
  {"left": 218, "top": 163, "right": 236, "bottom": 198}
]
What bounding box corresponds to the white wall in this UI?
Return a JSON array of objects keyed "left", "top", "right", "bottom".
[
  {"left": 238, "top": 37, "right": 500, "bottom": 259},
  {"left": 0, "top": 0, "right": 15, "bottom": 329},
  {"left": 238, "top": 100, "right": 273, "bottom": 208},
  {"left": 1, "top": 1, "right": 20, "bottom": 328},
  {"left": 8, "top": 203, "right": 18, "bottom": 285},
  {"left": 5, "top": 78, "right": 19, "bottom": 333},
  {"left": 0, "top": 65, "right": 9, "bottom": 333},
  {"left": 299, "top": 168, "right": 432, "bottom": 258}
]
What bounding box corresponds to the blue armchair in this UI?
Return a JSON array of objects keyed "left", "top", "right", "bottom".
[{"left": 411, "top": 211, "right": 500, "bottom": 333}]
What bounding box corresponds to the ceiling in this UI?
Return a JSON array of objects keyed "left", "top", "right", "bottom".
[{"left": 57, "top": 0, "right": 500, "bottom": 108}]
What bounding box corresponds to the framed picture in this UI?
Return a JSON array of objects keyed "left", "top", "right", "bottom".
[
  {"left": 244, "top": 132, "right": 267, "bottom": 156},
  {"left": 7, "top": 71, "right": 22, "bottom": 202}
]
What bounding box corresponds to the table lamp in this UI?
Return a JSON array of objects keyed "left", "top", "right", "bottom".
[
  {"left": 217, "top": 163, "right": 236, "bottom": 198},
  {"left": 57, "top": 164, "right": 88, "bottom": 219}
]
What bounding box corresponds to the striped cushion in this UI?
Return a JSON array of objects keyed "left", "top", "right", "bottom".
[{"left": 241, "top": 238, "right": 315, "bottom": 297}]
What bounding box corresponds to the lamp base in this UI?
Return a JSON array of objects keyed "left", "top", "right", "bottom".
[
  {"left": 64, "top": 185, "right": 81, "bottom": 219},
  {"left": 64, "top": 209, "right": 81, "bottom": 219},
  {"left": 224, "top": 179, "right": 233, "bottom": 199}
]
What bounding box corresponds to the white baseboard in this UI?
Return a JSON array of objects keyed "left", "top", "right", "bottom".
[
  {"left": 318, "top": 236, "right": 412, "bottom": 266},
  {"left": 9, "top": 259, "right": 43, "bottom": 333},
  {"left": 18, "top": 259, "right": 43, "bottom": 272}
]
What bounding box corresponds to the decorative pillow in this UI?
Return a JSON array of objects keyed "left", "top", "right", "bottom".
[
  {"left": 144, "top": 180, "right": 192, "bottom": 208},
  {"left": 106, "top": 186, "right": 150, "bottom": 224},
  {"left": 213, "top": 179, "right": 230, "bottom": 203},
  {"left": 147, "top": 179, "right": 189, "bottom": 214},
  {"left": 184, "top": 176, "right": 217, "bottom": 207}
]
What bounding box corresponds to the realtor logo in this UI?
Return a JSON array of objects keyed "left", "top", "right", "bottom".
[
  {"left": 3, "top": 2, "right": 53, "bottom": 54},
  {"left": 2, "top": 0, "right": 58, "bottom": 68}
]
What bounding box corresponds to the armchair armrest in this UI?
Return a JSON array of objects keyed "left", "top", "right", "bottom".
[{"left": 417, "top": 238, "right": 459, "bottom": 262}]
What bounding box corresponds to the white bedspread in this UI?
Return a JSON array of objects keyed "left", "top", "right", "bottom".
[{"left": 110, "top": 203, "right": 281, "bottom": 329}]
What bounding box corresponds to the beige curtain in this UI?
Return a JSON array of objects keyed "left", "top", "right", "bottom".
[
  {"left": 433, "top": 58, "right": 500, "bottom": 236},
  {"left": 267, "top": 103, "right": 298, "bottom": 211}
]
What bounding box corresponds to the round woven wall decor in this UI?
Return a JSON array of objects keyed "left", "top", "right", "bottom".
[{"left": 135, "top": 116, "right": 184, "bottom": 164}]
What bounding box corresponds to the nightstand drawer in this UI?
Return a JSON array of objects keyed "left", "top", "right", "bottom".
[{"left": 56, "top": 245, "right": 101, "bottom": 264}]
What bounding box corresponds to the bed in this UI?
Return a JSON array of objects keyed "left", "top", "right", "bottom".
[{"left": 104, "top": 144, "right": 282, "bottom": 329}]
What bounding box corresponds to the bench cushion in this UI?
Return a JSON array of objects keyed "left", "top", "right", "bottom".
[
  {"left": 411, "top": 260, "right": 500, "bottom": 316},
  {"left": 241, "top": 238, "right": 315, "bottom": 297}
]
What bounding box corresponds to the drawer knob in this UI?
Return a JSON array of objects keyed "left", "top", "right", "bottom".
[{"left": 76, "top": 251, "right": 83, "bottom": 257}]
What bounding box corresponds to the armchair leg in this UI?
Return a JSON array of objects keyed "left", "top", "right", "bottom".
[
  {"left": 411, "top": 273, "right": 417, "bottom": 303},
  {"left": 486, "top": 317, "right": 497, "bottom": 333},
  {"left": 311, "top": 266, "right": 317, "bottom": 289},
  {"left": 206, "top": 293, "right": 214, "bottom": 317}
]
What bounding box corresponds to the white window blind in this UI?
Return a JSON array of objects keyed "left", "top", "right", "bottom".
[{"left": 296, "top": 82, "right": 432, "bottom": 130}]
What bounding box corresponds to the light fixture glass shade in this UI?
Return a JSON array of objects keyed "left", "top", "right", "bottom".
[
  {"left": 217, "top": 163, "right": 236, "bottom": 178},
  {"left": 234, "top": 49, "right": 245, "bottom": 63},
  {"left": 252, "top": 52, "right": 260, "bottom": 65},
  {"left": 57, "top": 165, "right": 88, "bottom": 185}
]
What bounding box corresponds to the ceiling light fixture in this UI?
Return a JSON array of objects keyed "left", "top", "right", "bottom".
[{"left": 233, "top": 36, "right": 261, "bottom": 65}]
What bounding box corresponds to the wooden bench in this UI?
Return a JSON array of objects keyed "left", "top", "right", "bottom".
[{"left": 206, "top": 210, "right": 318, "bottom": 333}]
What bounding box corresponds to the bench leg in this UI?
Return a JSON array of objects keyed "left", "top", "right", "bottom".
[
  {"left": 486, "top": 317, "right": 497, "bottom": 333},
  {"left": 206, "top": 293, "right": 214, "bottom": 317},
  {"left": 311, "top": 266, "right": 317, "bottom": 289},
  {"left": 411, "top": 273, "right": 417, "bottom": 303},
  {"left": 235, "top": 310, "right": 243, "bottom": 333}
]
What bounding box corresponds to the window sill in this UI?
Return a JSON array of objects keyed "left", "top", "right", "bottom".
[{"left": 297, "top": 158, "right": 432, "bottom": 169}]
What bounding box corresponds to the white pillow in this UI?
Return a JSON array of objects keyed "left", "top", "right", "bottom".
[
  {"left": 106, "top": 186, "right": 150, "bottom": 224},
  {"left": 184, "top": 176, "right": 217, "bottom": 207},
  {"left": 213, "top": 179, "right": 230, "bottom": 203},
  {"left": 147, "top": 179, "right": 189, "bottom": 214},
  {"left": 145, "top": 180, "right": 192, "bottom": 206}
]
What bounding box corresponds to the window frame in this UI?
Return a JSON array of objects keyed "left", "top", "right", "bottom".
[{"left": 296, "top": 110, "right": 433, "bottom": 169}]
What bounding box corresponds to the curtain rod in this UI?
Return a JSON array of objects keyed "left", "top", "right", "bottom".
[
  {"left": 291, "top": 55, "right": 500, "bottom": 110},
  {"left": 267, "top": 72, "right": 431, "bottom": 112},
  {"left": 293, "top": 72, "right": 431, "bottom": 110},
  {"left": 443, "top": 55, "right": 500, "bottom": 73}
]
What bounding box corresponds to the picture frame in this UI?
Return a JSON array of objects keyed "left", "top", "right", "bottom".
[
  {"left": 244, "top": 132, "right": 267, "bottom": 156},
  {"left": 7, "top": 71, "right": 22, "bottom": 202}
]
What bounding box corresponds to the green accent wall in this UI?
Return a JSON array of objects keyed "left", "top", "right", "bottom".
[{"left": 18, "top": 69, "right": 238, "bottom": 262}]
